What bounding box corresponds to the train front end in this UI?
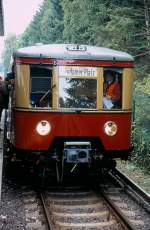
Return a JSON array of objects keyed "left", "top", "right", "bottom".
[{"left": 6, "top": 44, "right": 135, "bottom": 177}]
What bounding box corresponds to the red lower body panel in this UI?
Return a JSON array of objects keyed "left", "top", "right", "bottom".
[{"left": 12, "top": 111, "right": 132, "bottom": 151}]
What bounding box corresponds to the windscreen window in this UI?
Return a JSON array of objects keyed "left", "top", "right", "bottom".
[
  {"left": 30, "top": 65, "right": 52, "bottom": 108},
  {"left": 103, "top": 68, "right": 122, "bottom": 109},
  {"left": 59, "top": 77, "right": 97, "bottom": 109}
]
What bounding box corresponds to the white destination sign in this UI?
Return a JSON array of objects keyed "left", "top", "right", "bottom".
[{"left": 59, "top": 66, "right": 97, "bottom": 77}]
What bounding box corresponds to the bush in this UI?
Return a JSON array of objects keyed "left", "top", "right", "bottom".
[{"left": 132, "top": 76, "right": 150, "bottom": 171}]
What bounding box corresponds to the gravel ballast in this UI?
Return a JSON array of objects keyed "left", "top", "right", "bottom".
[{"left": 0, "top": 179, "right": 26, "bottom": 230}]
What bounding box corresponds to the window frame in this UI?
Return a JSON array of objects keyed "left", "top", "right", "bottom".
[
  {"left": 58, "top": 66, "right": 101, "bottom": 110},
  {"left": 29, "top": 64, "right": 53, "bottom": 108},
  {"left": 103, "top": 67, "right": 123, "bottom": 110}
]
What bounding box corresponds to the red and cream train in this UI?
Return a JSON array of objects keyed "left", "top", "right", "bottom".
[{"left": 5, "top": 44, "right": 135, "bottom": 180}]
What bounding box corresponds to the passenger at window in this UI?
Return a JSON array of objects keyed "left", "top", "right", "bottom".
[{"left": 103, "top": 71, "right": 121, "bottom": 109}]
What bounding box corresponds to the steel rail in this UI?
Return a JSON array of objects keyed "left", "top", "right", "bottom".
[
  {"left": 110, "top": 168, "right": 150, "bottom": 212},
  {"left": 100, "top": 190, "right": 137, "bottom": 230},
  {"left": 39, "top": 192, "right": 53, "bottom": 230},
  {"left": 41, "top": 185, "right": 135, "bottom": 230}
]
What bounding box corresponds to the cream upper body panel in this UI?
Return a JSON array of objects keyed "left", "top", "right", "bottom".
[
  {"left": 15, "top": 63, "right": 135, "bottom": 111},
  {"left": 15, "top": 64, "right": 30, "bottom": 108},
  {"left": 122, "top": 68, "right": 135, "bottom": 110}
]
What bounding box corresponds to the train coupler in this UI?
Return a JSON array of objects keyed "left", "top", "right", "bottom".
[{"left": 63, "top": 141, "right": 91, "bottom": 164}]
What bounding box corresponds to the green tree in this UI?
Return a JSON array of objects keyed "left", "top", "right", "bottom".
[
  {"left": 62, "top": 0, "right": 109, "bottom": 45},
  {"left": 133, "top": 76, "right": 150, "bottom": 170},
  {"left": 19, "top": 0, "right": 64, "bottom": 47},
  {"left": 105, "top": 0, "right": 150, "bottom": 60}
]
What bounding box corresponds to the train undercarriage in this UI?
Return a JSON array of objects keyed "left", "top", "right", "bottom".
[{"left": 4, "top": 137, "right": 122, "bottom": 183}]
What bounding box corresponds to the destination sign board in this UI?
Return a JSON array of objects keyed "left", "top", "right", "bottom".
[{"left": 59, "top": 66, "right": 97, "bottom": 77}]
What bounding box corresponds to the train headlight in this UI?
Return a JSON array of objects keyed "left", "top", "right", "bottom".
[
  {"left": 104, "top": 121, "right": 117, "bottom": 136},
  {"left": 36, "top": 120, "right": 51, "bottom": 136}
]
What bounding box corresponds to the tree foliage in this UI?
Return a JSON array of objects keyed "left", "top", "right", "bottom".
[
  {"left": 17, "top": 0, "right": 150, "bottom": 64},
  {"left": 133, "top": 76, "right": 150, "bottom": 170},
  {"left": 18, "top": 0, "right": 64, "bottom": 47}
]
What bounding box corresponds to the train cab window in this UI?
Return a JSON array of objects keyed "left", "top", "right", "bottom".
[
  {"left": 59, "top": 78, "right": 97, "bottom": 109},
  {"left": 30, "top": 65, "right": 52, "bottom": 108},
  {"left": 103, "top": 68, "right": 122, "bottom": 109}
]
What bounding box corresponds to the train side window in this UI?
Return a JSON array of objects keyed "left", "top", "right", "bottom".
[
  {"left": 30, "top": 65, "right": 52, "bottom": 108},
  {"left": 103, "top": 68, "right": 122, "bottom": 109}
]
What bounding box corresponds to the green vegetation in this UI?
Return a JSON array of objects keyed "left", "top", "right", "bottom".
[
  {"left": 117, "top": 160, "right": 150, "bottom": 194},
  {"left": 2, "top": 0, "right": 150, "bottom": 171},
  {"left": 133, "top": 76, "right": 150, "bottom": 171}
]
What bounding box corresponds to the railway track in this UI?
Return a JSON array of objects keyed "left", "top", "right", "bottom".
[
  {"left": 109, "top": 168, "right": 150, "bottom": 212},
  {"left": 40, "top": 187, "right": 123, "bottom": 229},
  {"left": 22, "top": 169, "right": 150, "bottom": 230}
]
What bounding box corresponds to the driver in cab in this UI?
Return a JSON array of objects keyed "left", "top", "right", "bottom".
[{"left": 103, "top": 71, "right": 121, "bottom": 109}]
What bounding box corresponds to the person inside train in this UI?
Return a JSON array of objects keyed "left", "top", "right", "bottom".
[
  {"left": 103, "top": 71, "right": 121, "bottom": 109},
  {"left": 5, "top": 72, "right": 15, "bottom": 86}
]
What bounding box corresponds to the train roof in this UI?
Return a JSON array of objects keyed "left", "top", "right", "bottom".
[{"left": 14, "top": 44, "right": 134, "bottom": 62}]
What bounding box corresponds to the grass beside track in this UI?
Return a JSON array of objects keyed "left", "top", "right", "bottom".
[{"left": 117, "top": 160, "right": 150, "bottom": 194}]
